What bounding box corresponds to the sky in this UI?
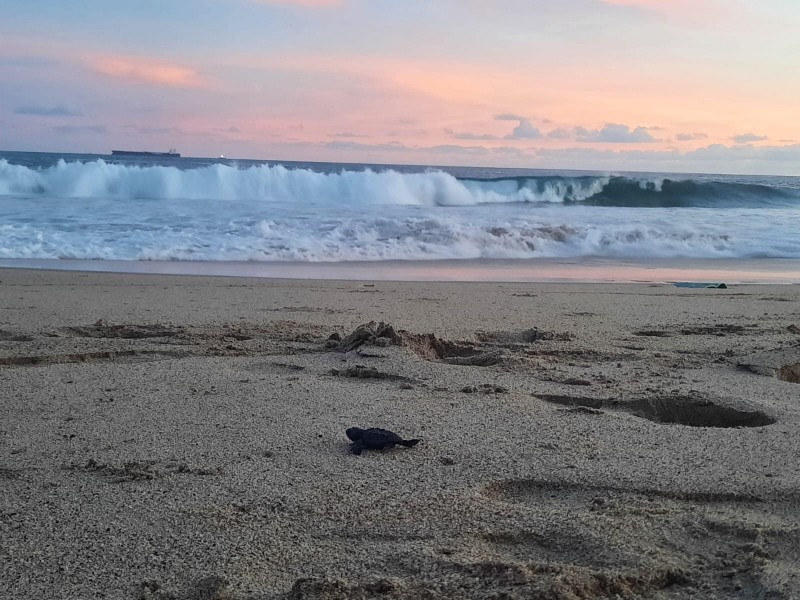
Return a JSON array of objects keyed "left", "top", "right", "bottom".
[{"left": 1, "top": 0, "right": 799, "bottom": 174}]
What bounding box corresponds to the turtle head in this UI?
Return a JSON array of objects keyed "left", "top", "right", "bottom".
[{"left": 346, "top": 427, "right": 365, "bottom": 442}]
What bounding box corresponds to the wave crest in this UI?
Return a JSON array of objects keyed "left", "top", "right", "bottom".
[{"left": 2, "top": 158, "right": 798, "bottom": 208}]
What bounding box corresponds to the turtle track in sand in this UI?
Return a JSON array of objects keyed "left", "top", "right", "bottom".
[
  {"left": 0, "top": 349, "right": 188, "bottom": 368},
  {"left": 0, "top": 320, "right": 334, "bottom": 369},
  {"left": 634, "top": 323, "right": 761, "bottom": 338},
  {"left": 473, "top": 479, "right": 799, "bottom": 599},
  {"left": 65, "top": 459, "right": 223, "bottom": 484},
  {"left": 0, "top": 329, "right": 35, "bottom": 342},
  {"left": 61, "top": 322, "right": 183, "bottom": 339}
]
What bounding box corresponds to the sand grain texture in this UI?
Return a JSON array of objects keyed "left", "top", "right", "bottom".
[{"left": 1, "top": 269, "right": 800, "bottom": 599}]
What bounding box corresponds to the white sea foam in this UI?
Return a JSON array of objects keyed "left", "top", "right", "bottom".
[
  {"left": 0, "top": 159, "right": 798, "bottom": 262},
  {"left": 0, "top": 205, "right": 796, "bottom": 262}
]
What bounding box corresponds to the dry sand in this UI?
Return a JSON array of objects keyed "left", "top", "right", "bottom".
[{"left": 1, "top": 268, "right": 799, "bottom": 599}]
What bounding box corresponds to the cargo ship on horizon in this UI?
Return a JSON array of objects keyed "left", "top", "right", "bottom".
[{"left": 111, "top": 148, "right": 180, "bottom": 158}]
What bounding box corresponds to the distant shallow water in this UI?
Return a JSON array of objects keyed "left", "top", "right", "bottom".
[{"left": 1, "top": 258, "right": 797, "bottom": 284}]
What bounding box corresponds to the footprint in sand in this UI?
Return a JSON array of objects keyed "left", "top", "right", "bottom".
[{"left": 535, "top": 392, "right": 775, "bottom": 428}]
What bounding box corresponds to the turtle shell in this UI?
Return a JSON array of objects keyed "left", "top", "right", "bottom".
[{"left": 360, "top": 428, "right": 404, "bottom": 449}]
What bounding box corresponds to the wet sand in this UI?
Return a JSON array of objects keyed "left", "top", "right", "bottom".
[
  {"left": 1, "top": 268, "right": 799, "bottom": 599},
  {"left": 2, "top": 256, "right": 800, "bottom": 284}
]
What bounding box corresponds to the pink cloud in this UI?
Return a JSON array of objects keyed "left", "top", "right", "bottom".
[
  {"left": 87, "top": 55, "right": 209, "bottom": 88},
  {"left": 212, "top": 51, "right": 800, "bottom": 152}
]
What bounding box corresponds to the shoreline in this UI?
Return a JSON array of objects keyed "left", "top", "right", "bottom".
[{"left": 0, "top": 257, "right": 798, "bottom": 284}]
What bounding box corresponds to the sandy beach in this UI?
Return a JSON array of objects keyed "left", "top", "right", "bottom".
[{"left": 2, "top": 267, "right": 799, "bottom": 599}]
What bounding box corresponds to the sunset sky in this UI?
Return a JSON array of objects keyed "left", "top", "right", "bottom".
[{"left": 2, "top": 0, "right": 799, "bottom": 174}]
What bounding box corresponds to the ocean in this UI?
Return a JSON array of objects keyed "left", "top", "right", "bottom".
[{"left": 1, "top": 151, "right": 799, "bottom": 282}]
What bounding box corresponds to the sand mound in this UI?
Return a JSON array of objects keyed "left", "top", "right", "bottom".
[
  {"left": 327, "top": 322, "right": 502, "bottom": 366},
  {"left": 329, "top": 365, "right": 411, "bottom": 382},
  {"left": 778, "top": 362, "right": 800, "bottom": 383}
]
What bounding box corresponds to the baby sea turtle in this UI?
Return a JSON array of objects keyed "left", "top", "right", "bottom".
[{"left": 346, "top": 427, "right": 421, "bottom": 455}]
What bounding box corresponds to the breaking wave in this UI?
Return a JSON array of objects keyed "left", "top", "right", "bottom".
[
  {"left": 1, "top": 158, "right": 799, "bottom": 207},
  {"left": 1, "top": 158, "right": 799, "bottom": 262}
]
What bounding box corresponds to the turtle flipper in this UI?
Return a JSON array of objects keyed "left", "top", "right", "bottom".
[
  {"left": 398, "top": 439, "right": 421, "bottom": 448},
  {"left": 351, "top": 440, "right": 365, "bottom": 455}
]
